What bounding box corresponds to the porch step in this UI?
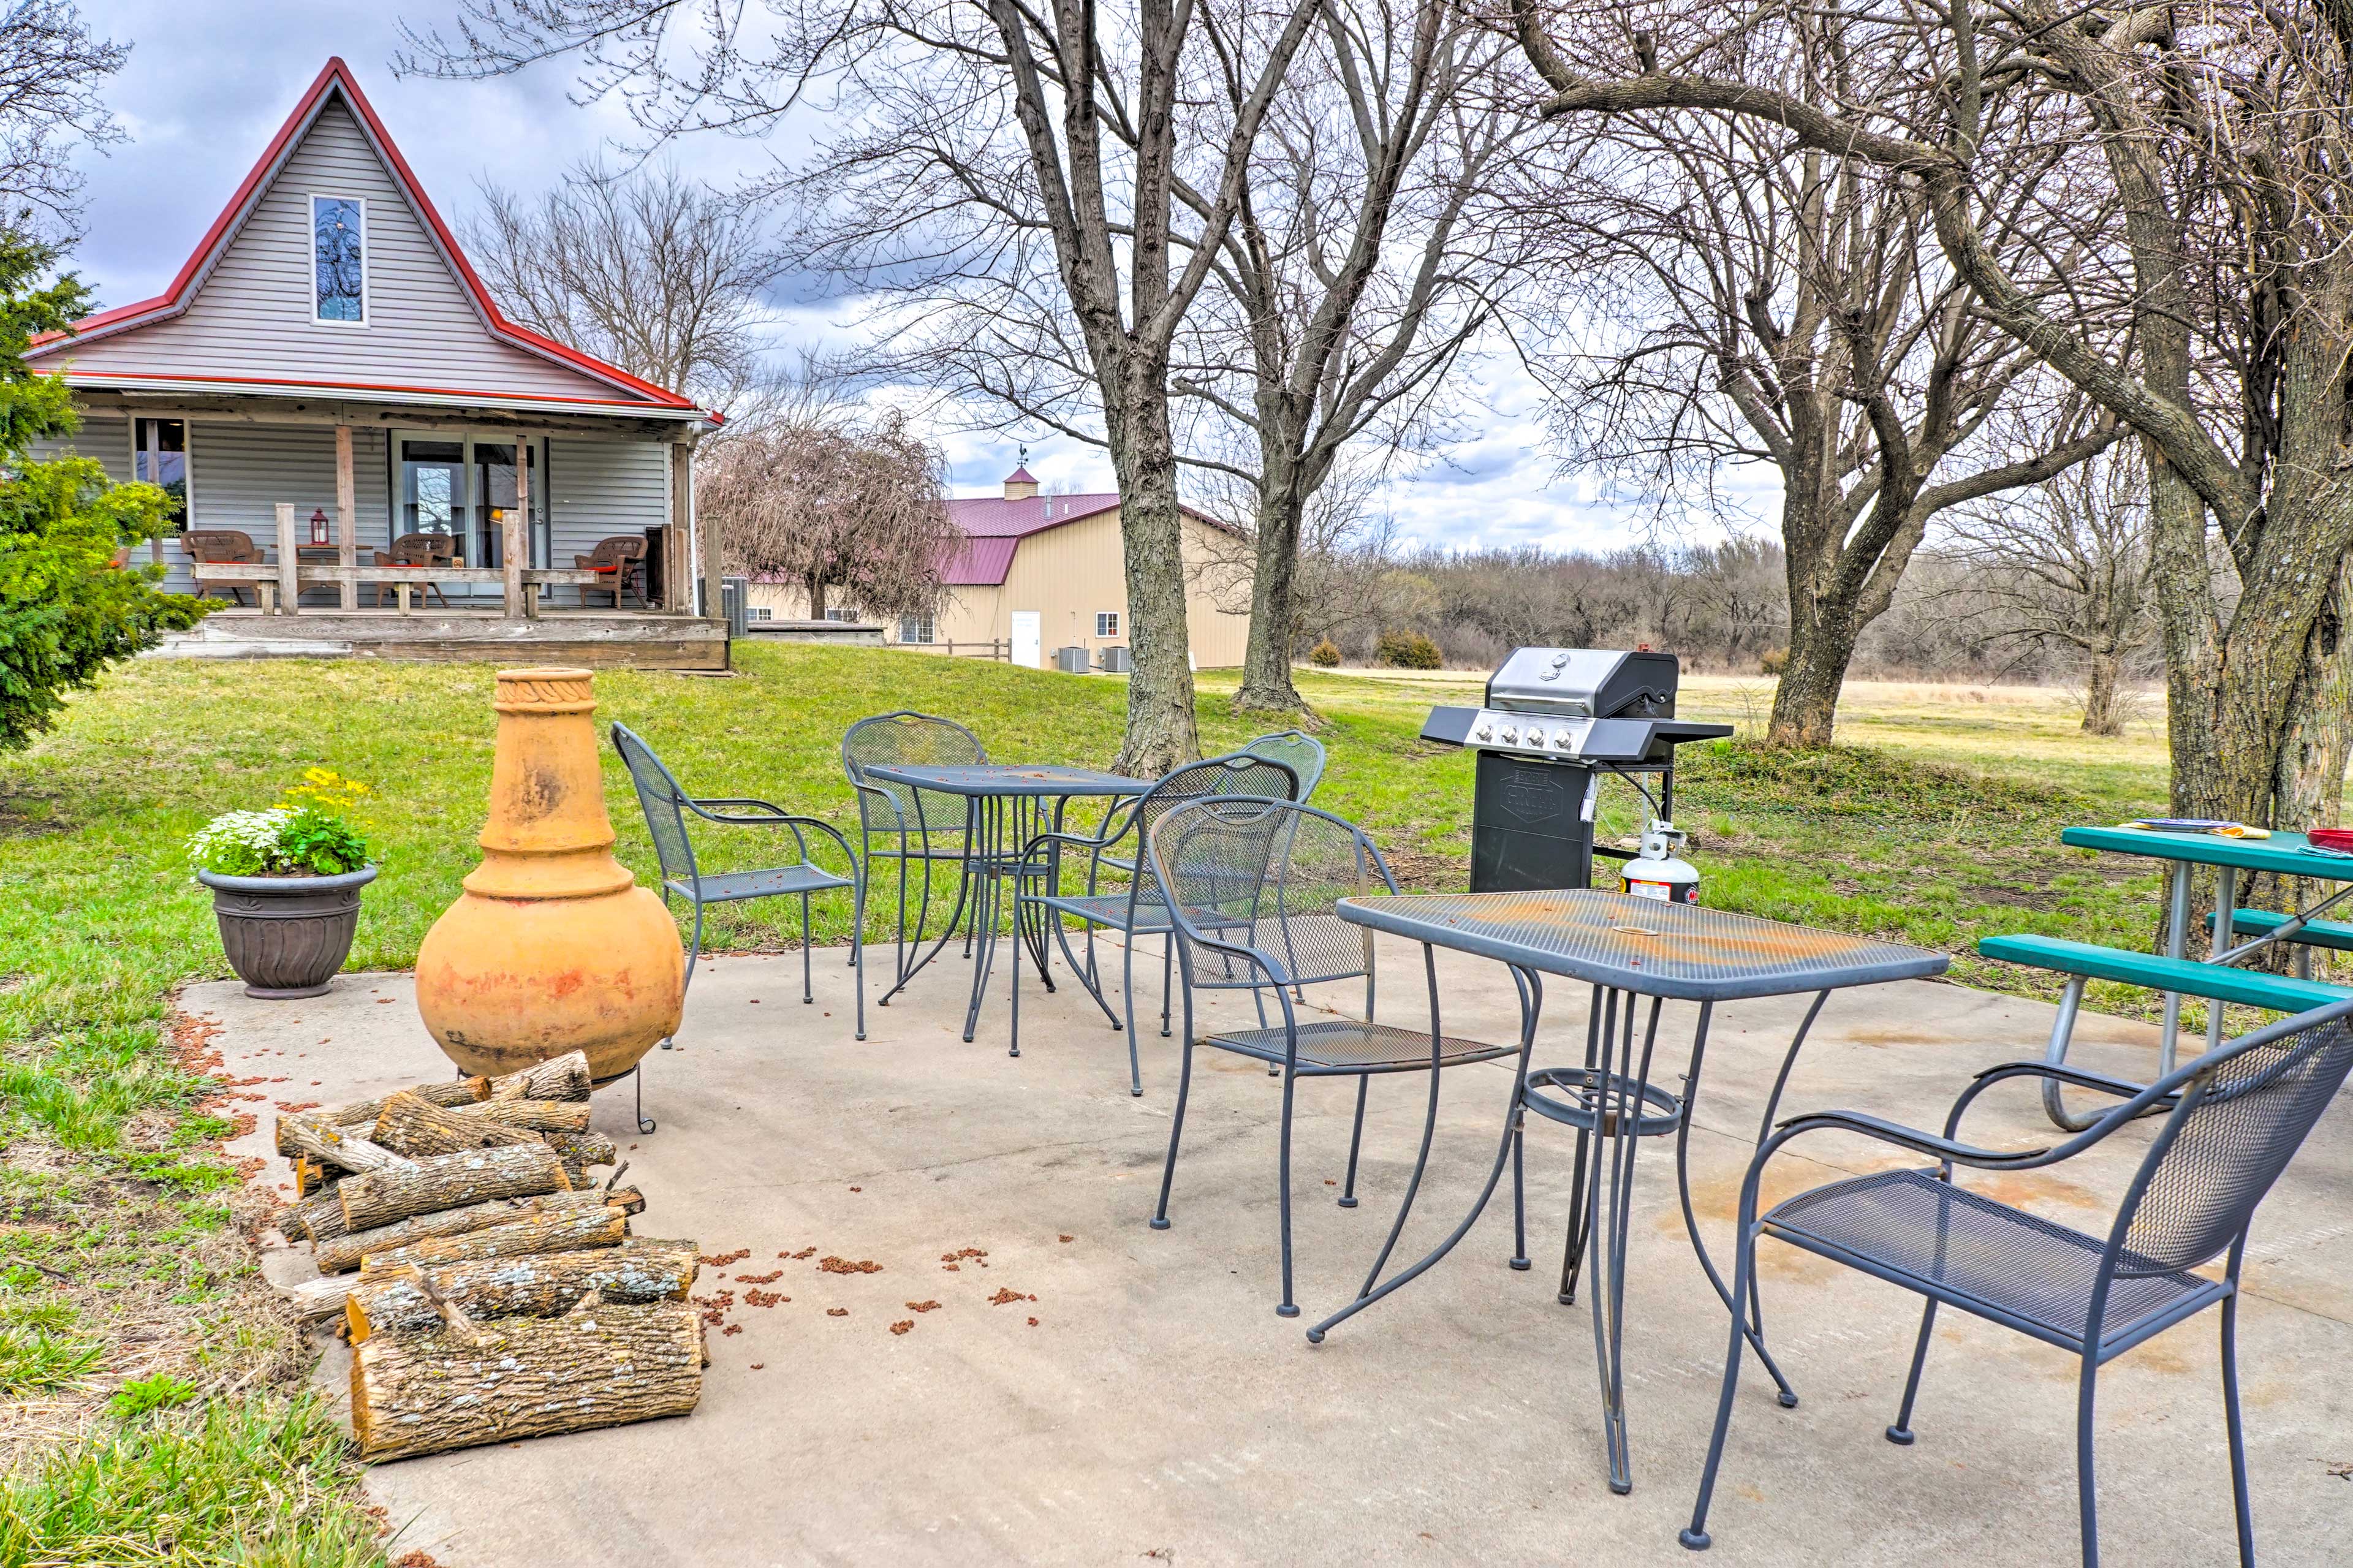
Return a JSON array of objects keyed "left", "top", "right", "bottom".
[{"left": 146, "top": 610, "right": 732, "bottom": 671}]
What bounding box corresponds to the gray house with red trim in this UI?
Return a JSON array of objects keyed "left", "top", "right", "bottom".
[{"left": 29, "top": 58, "right": 726, "bottom": 659}]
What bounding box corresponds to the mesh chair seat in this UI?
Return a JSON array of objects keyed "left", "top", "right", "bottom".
[
  {"left": 1036, "top": 890, "right": 1186, "bottom": 932},
  {"left": 1202, "top": 1017, "right": 1518, "bottom": 1072},
  {"left": 1764, "top": 1168, "right": 2226, "bottom": 1351},
  {"left": 667, "top": 863, "right": 853, "bottom": 906},
  {"left": 865, "top": 828, "right": 971, "bottom": 860}
]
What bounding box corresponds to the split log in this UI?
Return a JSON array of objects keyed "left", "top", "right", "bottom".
[
  {"left": 540, "top": 1130, "right": 618, "bottom": 1183},
  {"left": 312, "top": 1187, "right": 645, "bottom": 1275},
  {"left": 343, "top": 1240, "right": 698, "bottom": 1341},
  {"left": 275, "top": 1114, "right": 415, "bottom": 1176},
  {"left": 339, "top": 1143, "right": 569, "bottom": 1232},
  {"left": 282, "top": 1273, "right": 362, "bottom": 1325},
  {"left": 488, "top": 1051, "right": 592, "bottom": 1102},
  {"left": 350, "top": 1295, "right": 703, "bottom": 1462},
  {"left": 282, "top": 1188, "right": 346, "bottom": 1244},
  {"left": 294, "top": 1078, "right": 487, "bottom": 1145},
  {"left": 370, "top": 1091, "right": 540, "bottom": 1159},
  {"left": 355, "top": 1205, "right": 627, "bottom": 1275},
  {"left": 293, "top": 1159, "right": 339, "bottom": 1199},
  {"left": 459, "top": 1099, "right": 593, "bottom": 1135}
]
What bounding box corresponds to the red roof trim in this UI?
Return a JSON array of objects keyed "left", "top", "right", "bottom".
[
  {"left": 50, "top": 366, "right": 703, "bottom": 411},
  {"left": 29, "top": 58, "right": 706, "bottom": 417}
]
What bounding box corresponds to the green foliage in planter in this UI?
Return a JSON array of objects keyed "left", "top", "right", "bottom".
[
  {"left": 0, "top": 232, "right": 207, "bottom": 751},
  {"left": 1374, "top": 629, "right": 1441, "bottom": 669},
  {"left": 186, "top": 770, "right": 373, "bottom": 877}
]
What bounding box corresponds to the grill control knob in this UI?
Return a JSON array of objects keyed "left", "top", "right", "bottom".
[
  {"left": 1555, "top": 731, "right": 1577, "bottom": 750},
  {"left": 1499, "top": 727, "right": 1517, "bottom": 744},
  {"left": 1475, "top": 724, "right": 1493, "bottom": 741}
]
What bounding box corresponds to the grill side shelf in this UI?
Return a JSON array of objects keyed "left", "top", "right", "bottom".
[{"left": 1421, "top": 706, "right": 1480, "bottom": 746}]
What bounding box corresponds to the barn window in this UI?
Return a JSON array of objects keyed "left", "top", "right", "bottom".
[
  {"left": 311, "top": 195, "right": 366, "bottom": 323},
  {"left": 1095, "top": 611, "right": 1120, "bottom": 638}
]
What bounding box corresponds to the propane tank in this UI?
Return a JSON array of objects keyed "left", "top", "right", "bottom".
[{"left": 1620, "top": 819, "right": 1700, "bottom": 905}]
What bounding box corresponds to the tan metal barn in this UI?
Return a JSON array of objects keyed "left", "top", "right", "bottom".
[{"left": 750, "top": 465, "right": 1252, "bottom": 669}]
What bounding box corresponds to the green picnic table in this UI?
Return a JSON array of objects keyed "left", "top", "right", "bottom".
[{"left": 2058, "top": 823, "right": 2353, "bottom": 1054}]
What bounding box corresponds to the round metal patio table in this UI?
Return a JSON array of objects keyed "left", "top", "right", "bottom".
[
  {"left": 860, "top": 762, "right": 1151, "bottom": 1042},
  {"left": 1305, "top": 889, "right": 1946, "bottom": 1496}
]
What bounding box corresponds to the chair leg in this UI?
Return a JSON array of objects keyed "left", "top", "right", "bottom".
[
  {"left": 1161, "top": 934, "right": 1173, "bottom": 1037},
  {"left": 1121, "top": 931, "right": 1142, "bottom": 1055},
  {"left": 1679, "top": 1224, "right": 1757, "bottom": 1551},
  {"left": 1509, "top": 1111, "right": 1529, "bottom": 1270},
  {"left": 801, "top": 891, "right": 813, "bottom": 1003},
  {"left": 1887, "top": 1300, "right": 1938, "bottom": 1444},
  {"left": 1558, "top": 1127, "right": 1592, "bottom": 1305},
  {"left": 1009, "top": 884, "right": 1025, "bottom": 1059},
  {"left": 1150, "top": 1028, "right": 1197, "bottom": 1230},
  {"left": 2221, "top": 1294, "right": 2256, "bottom": 1566},
  {"left": 1338, "top": 1075, "right": 1368, "bottom": 1207},
  {"left": 2076, "top": 1355, "right": 2102, "bottom": 1567},
  {"left": 1276, "top": 1066, "right": 1300, "bottom": 1319},
  {"left": 851, "top": 882, "right": 866, "bottom": 1042},
  {"left": 633, "top": 1062, "right": 655, "bottom": 1135}
]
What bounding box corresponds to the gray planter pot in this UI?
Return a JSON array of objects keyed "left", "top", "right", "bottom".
[{"left": 197, "top": 865, "right": 378, "bottom": 999}]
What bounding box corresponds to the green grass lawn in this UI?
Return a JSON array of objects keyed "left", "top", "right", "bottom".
[{"left": 0, "top": 644, "right": 2199, "bottom": 1561}]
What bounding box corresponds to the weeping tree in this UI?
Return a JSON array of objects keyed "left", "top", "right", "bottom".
[
  {"left": 700, "top": 411, "right": 956, "bottom": 626},
  {"left": 1512, "top": 0, "right": 2353, "bottom": 826},
  {"left": 402, "top": 0, "right": 1324, "bottom": 773}
]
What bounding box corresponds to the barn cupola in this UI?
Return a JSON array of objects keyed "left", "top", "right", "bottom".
[{"left": 1001, "top": 464, "right": 1039, "bottom": 501}]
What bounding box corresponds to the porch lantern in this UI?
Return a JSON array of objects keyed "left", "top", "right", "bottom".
[
  {"left": 415, "top": 667, "right": 684, "bottom": 1085},
  {"left": 309, "top": 507, "right": 330, "bottom": 546}
]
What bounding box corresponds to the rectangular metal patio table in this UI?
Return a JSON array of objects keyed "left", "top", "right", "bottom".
[
  {"left": 1304, "top": 889, "right": 1946, "bottom": 1495},
  {"left": 861, "top": 762, "right": 1152, "bottom": 1042},
  {"left": 2058, "top": 826, "right": 2353, "bottom": 1076}
]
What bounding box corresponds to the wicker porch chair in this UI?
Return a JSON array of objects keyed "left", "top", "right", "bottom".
[
  {"left": 185, "top": 529, "right": 260, "bottom": 606},
  {"left": 1679, "top": 994, "right": 2353, "bottom": 1563},
  {"left": 1009, "top": 752, "right": 1300, "bottom": 1097},
  {"left": 575, "top": 535, "right": 648, "bottom": 608},
  {"left": 371, "top": 532, "right": 456, "bottom": 608},
  {"left": 1142, "top": 797, "right": 1523, "bottom": 1317},
  {"left": 612, "top": 722, "right": 865, "bottom": 1134}
]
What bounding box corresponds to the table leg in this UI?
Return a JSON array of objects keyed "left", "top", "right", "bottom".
[
  {"left": 877, "top": 797, "right": 983, "bottom": 1006},
  {"left": 964, "top": 795, "right": 1005, "bottom": 1043},
  {"left": 2201, "top": 865, "right": 2237, "bottom": 1065},
  {"left": 1306, "top": 964, "right": 1544, "bottom": 1345},
  {"left": 2159, "top": 862, "right": 2192, "bottom": 1070},
  {"left": 1587, "top": 984, "right": 1665, "bottom": 1493}
]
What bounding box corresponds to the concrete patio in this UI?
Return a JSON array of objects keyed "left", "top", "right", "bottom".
[{"left": 202, "top": 933, "right": 2353, "bottom": 1566}]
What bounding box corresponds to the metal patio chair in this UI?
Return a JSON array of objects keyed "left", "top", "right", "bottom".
[
  {"left": 1680, "top": 994, "right": 2353, "bottom": 1563},
  {"left": 612, "top": 722, "right": 865, "bottom": 1133},
  {"left": 841, "top": 711, "right": 988, "bottom": 994},
  {"left": 1008, "top": 752, "right": 1300, "bottom": 1096},
  {"left": 1143, "top": 797, "right": 1524, "bottom": 1317},
  {"left": 1243, "top": 729, "right": 1327, "bottom": 803}
]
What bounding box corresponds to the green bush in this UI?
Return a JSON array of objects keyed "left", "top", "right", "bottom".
[
  {"left": 0, "top": 232, "right": 205, "bottom": 751},
  {"left": 1759, "top": 647, "right": 1789, "bottom": 675},
  {"left": 1307, "top": 638, "right": 1341, "bottom": 667},
  {"left": 1374, "top": 629, "right": 1441, "bottom": 669}
]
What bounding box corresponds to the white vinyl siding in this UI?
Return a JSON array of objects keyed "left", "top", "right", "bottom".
[
  {"left": 548, "top": 436, "right": 667, "bottom": 569},
  {"left": 44, "top": 96, "right": 643, "bottom": 405}
]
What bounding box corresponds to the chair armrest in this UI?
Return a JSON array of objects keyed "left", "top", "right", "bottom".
[
  {"left": 1768, "top": 1108, "right": 2042, "bottom": 1170},
  {"left": 689, "top": 796, "right": 790, "bottom": 822},
  {"left": 1941, "top": 1059, "right": 2179, "bottom": 1141}
]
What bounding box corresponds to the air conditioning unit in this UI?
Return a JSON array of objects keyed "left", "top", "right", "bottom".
[
  {"left": 1097, "top": 645, "right": 1133, "bottom": 673},
  {"left": 1055, "top": 645, "right": 1090, "bottom": 673}
]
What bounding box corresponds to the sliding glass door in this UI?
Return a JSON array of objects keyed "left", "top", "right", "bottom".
[{"left": 395, "top": 433, "right": 546, "bottom": 600}]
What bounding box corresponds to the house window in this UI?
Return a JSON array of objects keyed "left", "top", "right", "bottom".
[
  {"left": 823, "top": 607, "right": 857, "bottom": 623},
  {"left": 132, "top": 419, "right": 189, "bottom": 529},
  {"left": 311, "top": 195, "right": 366, "bottom": 323},
  {"left": 899, "top": 615, "right": 936, "bottom": 645},
  {"left": 1095, "top": 611, "right": 1120, "bottom": 638},
  {"left": 748, "top": 606, "right": 775, "bottom": 623}
]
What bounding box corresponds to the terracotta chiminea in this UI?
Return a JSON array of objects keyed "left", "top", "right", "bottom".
[{"left": 415, "top": 667, "right": 683, "bottom": 1083}]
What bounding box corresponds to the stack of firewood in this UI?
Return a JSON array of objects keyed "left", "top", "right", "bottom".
[{"left": 271, "top": 1051, "right": 705, "bottom": 1461}]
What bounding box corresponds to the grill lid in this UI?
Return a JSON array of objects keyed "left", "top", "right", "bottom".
[{"left": 1486, "top": 648, "right": 1680, "bottom": 719}]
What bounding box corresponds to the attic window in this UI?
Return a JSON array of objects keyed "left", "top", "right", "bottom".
[{"left": 311, "top": 195, "right": 366, "bottom": 324}]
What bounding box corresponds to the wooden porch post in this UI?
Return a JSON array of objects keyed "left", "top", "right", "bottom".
[
  {"left": 274, "top": 503, "right": 300, "bottom": 615},
  {"left": 335, "top": 425, "right": 358, "bottom": 611},
  {"left": 667, "top": 441, "right": 694, "bottom": 615},
  {"left": 512, "top": 434, "right": 536, "bottom": 619},
  {"left": 685, "top": 441, "right": 719, "bottom": 621},
  {"left": 502, "top": 441, "right": 528, "bottom": 620}
]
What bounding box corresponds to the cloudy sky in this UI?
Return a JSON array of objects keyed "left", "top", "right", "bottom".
[{"left": 69, "top": 1, "right": 1764, "bottom": 550}]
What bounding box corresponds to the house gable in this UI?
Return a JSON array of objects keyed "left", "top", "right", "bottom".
[{"left": 28, "top": 61, "right": 699, "bottom": 415}]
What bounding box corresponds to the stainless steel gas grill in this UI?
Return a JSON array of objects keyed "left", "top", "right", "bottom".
[{"left": 1420, "top": 648, "right": 1732, "bottom": 892}]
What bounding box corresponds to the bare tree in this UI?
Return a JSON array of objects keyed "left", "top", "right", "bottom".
[
  {"left": 1945, "top": 439, "right": 2153, "bottom": 735},
  {"left": 404, "top": 0, "right": 1324, "bottom": 773},
  {"left": 701, "top": 409, "right": 956, "bottom": 623},
  {"left": 464, "top": 161, "right": 785, "bottom": 410},
  {"left": 1511, "top": 0, "right": 2353, "bottom": 828},
  {"left": 0, "top": 1, "right": 129, "bottom": 240},
  {"left": 1504, "top": 15, "right": 2119, "bottom": 748}
]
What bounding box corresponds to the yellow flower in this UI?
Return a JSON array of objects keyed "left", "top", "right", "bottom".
[{"left": 278, "top": 768, "right": 373, "bottom": 818}]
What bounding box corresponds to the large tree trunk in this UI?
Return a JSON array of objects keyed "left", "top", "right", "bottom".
[
  {"left": 1765, "top": 480, "right": 1862, "bottom": 748},
  {"left": 1108, "top": 385, "right": 1203, "bottom": 775},
  {"left": 2082, "top": 651, "right": 2123, "bottom": 737},
  {"left": 1232, "top": 458, "right": 1308, "bottom": 717},
  {"left": 350, "top": 1296, "right": 703, "bottom": 1462}
]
